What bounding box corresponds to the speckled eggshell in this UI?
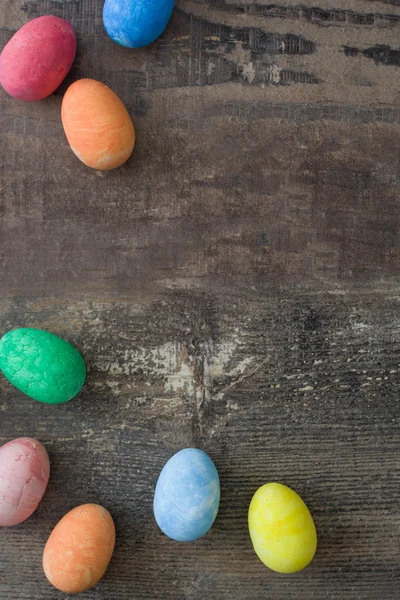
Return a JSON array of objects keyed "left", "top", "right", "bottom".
[
  {"left": 0, "top": 16, "right": 76, "bottom": 101},
  {"left": 0, "top": 438, "right": 50, "bottom": 527},
  {"left": 103, "top": 0, "right": 175, "bottom": 48},
  {"left": 248, "top": 482, "right": 317, "bottom": 574},
  {"left": 62, "top": 78, "right": 136, "bottom": 170},
  {"left": 154, "top": 448, "right": 220, "bottom": 542},
  {"left": 0, "top": 328, "right": 86, "bottom": 404},
  {"left": 43, "top": 504, "right": 116, "bottom": 594}
]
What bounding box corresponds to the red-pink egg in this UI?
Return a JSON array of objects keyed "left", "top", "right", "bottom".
[
  {"left": 0, "top": 437, "right": 50, "bottom": 526},
  {"left": 0, "top": 16, "right": 76, "bottom": 101}
]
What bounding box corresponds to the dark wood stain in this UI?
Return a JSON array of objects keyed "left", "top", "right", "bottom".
[
  {"left": 363, "top": 44, "right": 400, "bottom": 66},
  {"left": 366, "top": 0, "right": 400, "bottom": 5},
  {"left": 0, "top": 0, "right": 399, "bottom": 599},
  {"left": 344, "top": 44, "right": 400, "bottom": 66},
  {"left": 176, "top": 1, "right": 400, "bottom": 26},
  {"left": 344, "top": 45, "right": 360, "bottom": 57}
]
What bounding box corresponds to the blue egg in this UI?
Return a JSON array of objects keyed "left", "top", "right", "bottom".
[
  {"left": 153, "top": 448, "right": 220, "bottom": 542},
  {"left": 103, "top": 0, "right": 175, "bottom": 49}
]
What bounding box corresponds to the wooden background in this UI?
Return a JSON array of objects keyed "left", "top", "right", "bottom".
[{"left": 0, "top": 0, "right": 399, "bottom": 598}]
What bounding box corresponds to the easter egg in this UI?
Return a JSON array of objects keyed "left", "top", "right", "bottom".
[
  {"left": 0, "top": 438, "right": 50, "bottom": 527},
  {"left": 43, "top": 504, "right": 115, "bottom": 594},
  {"left": 0, "top": 328, "right": 86, "bottom": 404},
  {"left": 0, "top": 16, "right": 76, "bottom": 101},
  {"left": 154, "top": 448, "right": 220, "bottom": 542},
  {"left": 62, "top": 79, "right": 135, "bottom": 170},
  {"left": 103, "top": 0, "right": 175, "bottom": 48},
  {"left": 248, "top": 482, "right": 317, "bottom": 573}
]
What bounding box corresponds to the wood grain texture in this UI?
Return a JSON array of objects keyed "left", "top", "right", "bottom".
[
  {"left": 0, "top": 0, "right": 399, "bottom": 599},
  {"left": 0, "top": 294, "right": 399, "bottom": 599}
]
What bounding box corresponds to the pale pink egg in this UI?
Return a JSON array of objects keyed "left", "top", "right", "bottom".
[{"left": 0, "top": 437, "right": 50, "bottom": 526}]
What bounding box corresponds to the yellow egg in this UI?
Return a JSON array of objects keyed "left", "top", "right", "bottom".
[{"left": 248, "top": 483, "right": 317, "bottom": 573}]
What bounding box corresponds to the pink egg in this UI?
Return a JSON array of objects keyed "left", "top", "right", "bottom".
[
  {"left": 0, "top": 437, "right": 50, "bottom": 526},
  {"left": 0, "top": 16, "right": 76, "bottom": 101}
]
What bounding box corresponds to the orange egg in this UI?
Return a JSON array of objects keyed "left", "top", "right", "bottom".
[
  {"left": 43, "top": 504, "right": 116, "bottom": 594},
  {"left": 62, "top": 78, "right": 135, "bottom": 170}
]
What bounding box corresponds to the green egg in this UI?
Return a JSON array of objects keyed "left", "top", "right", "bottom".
[{"left": 0, "top": 328, "right": 86, "bottom": 404}]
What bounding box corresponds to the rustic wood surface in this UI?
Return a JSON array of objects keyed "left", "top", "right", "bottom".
[{"left": 1, "top": 1, "right": 400, "bottom": 599}]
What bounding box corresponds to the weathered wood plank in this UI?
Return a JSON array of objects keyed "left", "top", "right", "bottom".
[
  {"left": 2, "top": 113, "right": 400, "bottom": 296},
  {"left": 0, "top": 0, "right": 399, "bottom": 598},
  {"left": 0, "top": 293, "right": 399, "bottom": 599},
  {"left": 1, "top": 1, "right": 400, "bottom": 298}
]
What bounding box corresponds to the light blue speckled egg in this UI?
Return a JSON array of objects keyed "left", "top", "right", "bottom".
[
  {"left": 153, "top": 448, "right": 220, "bottom": 542},
  {"left": 103, "top": 0, "right": 175, "bottom": 49}
]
